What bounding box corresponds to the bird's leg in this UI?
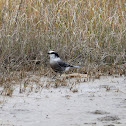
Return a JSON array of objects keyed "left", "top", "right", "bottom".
[
  {"left": 59, "top": 73, "right": 65, "bottom": 80},
  {"left": 52, "top": 73, "right": 62, "bottom": 79},
  {"left": 52, "top": 74, "right": 57, "bottom": 79},
  {"left": 59, "top": 73, "right": 62, "bottom": 77}
]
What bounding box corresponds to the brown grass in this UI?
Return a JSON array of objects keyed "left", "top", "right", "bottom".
[{"left": 0, "top": 0, "right": 125, "bottom": 86}]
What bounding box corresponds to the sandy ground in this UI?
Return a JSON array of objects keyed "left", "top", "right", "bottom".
[{"left": 0, "top": 75, "right": 126, "bottom": 126}]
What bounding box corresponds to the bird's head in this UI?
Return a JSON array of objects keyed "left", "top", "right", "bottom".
[{"left": 48, "top": 50, "right": 60, "bottom": 59}]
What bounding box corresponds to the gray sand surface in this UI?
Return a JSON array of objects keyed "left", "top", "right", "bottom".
[{"left": 0, "top": 76, "right": 126, "bottom": 126}]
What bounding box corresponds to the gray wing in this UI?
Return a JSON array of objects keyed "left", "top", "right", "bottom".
[
  {"left": 50, "top": 60, "right": 68, "bottom": 73},
  {"left": 50, "top": 59, "right": 73, "bottom": 73},
  {"left": 58, "top": 60, "right": 73, "bottom": 68}
]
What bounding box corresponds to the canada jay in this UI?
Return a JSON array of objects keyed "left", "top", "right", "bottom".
[{"left": 48, "top": 50, "right": 82, "bottom": 75}]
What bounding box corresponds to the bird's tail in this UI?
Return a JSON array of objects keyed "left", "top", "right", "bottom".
[{"left": 73, "top": 66, "right": 82, "bottom": 68}]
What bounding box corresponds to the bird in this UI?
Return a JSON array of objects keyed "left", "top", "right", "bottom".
[{"left": 48, "top": 50, "right": 82, "bottom": 77}]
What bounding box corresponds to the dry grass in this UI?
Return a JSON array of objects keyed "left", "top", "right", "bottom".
[{"left": 0, "top": 0, "right": 125, "bottom": 87}]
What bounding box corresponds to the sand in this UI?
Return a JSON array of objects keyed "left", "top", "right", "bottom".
[{"left": 0, "top": 75, "right": 126, "bottom": 126}]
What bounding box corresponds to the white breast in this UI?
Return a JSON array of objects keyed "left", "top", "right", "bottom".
[{"left": 50, "top": 57, "right": 61, "bottom": 64}]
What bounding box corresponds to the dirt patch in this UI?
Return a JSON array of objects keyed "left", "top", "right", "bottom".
[
  {"left": 98, "top": 116, "right": 120, "bottom": 121},
  {"left": 91, "top": 110, "right": 110, "bottom": 115}
]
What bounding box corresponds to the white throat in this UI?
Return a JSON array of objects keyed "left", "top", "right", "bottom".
[
  {"left": 49, "top": 54, "right": 56, "bottom": 59},
  {"left": 49, "top": 54, "right": 61, "bottom": 63}
]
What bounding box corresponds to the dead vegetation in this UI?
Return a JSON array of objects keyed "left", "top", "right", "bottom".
[
  {"left": 0, "top": 0, "right": 125, "bottom": 95},
  {"left": 0, "top": 0, "right": 125, "bottom": 71}
]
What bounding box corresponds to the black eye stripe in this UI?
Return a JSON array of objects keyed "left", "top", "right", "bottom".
[
  {"left": 51, "top": 52, "right": 57, "bottom": 55},
  {"left": 50, "top": 52, "right": 59, "bottom": 57}
]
